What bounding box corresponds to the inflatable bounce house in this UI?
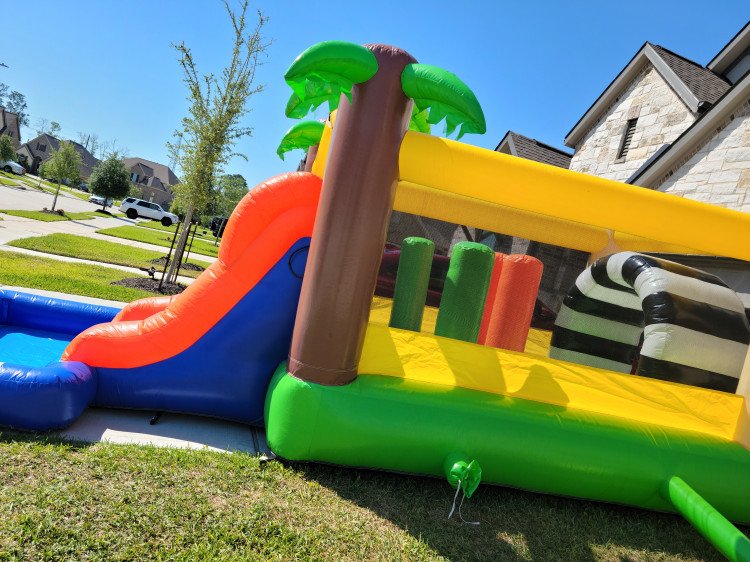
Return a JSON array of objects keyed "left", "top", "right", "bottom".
[{"left": 3, "top": 41, "right": 750, "bottom": 560}]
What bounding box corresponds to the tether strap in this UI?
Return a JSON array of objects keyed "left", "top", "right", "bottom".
[{"left": 447, "top": 479, "right": 480, "bottom": 525}]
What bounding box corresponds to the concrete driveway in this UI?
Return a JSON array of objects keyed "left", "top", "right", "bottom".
[{"left": 0, "top": 181, "right": 106, "bottom": 213}]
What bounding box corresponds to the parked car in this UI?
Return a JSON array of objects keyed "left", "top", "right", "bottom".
[
  {"left": 120, "top": 197, "right": 178, "bottom": 226},
  {"left": 375, "top": 244, "right": 557, "bottom": 330},
  {"left": 1, "top": 160, "right": 25, "bottom": 175},
  {"left": 77, "top": 183, "right": 89, "bottom": 192},
  {"left": 88, "top": 194, "right": 114, "bottom": 207}
]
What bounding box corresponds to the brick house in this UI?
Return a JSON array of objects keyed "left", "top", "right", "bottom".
[
  {"left": 16, "top": 134, "right": 99, "bottom": 179},
  {"left": 122, "top": 157, "right": 178, "bottom": 207},
  {"left": 0, "top": 107, "right": 21, "bottom": 148}
]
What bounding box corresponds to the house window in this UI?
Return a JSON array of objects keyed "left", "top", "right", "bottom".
[
  {"left": 131, "top": 173, "right": 139, "bottom": 182},
  {"left": 37, "top": 143, "right": 47, "bottom": 152},
  {"left": 617, "top": 118, "right": 637, "bottom": 159}
]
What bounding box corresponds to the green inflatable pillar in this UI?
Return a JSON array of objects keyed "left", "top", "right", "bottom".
[
  {"left": 663, "top": 476, "right": 750, "bottom": 562},
  {"left": 435, "top": 242, "right": 494, "bottom": 342},
  {"left": 389, "top": 237, "right": 435, "bottom": 332}
]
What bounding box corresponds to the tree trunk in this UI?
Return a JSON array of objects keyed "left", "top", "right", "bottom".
[
  {"left": 303, "top": 145, "right": 318, "bottom": 172},
  {"left": 288, "top": 44, "right": 416, "bottom": 385},
  {"left": 166, "top": 202, "right": 194, "bottom": 284},
  {"left": 51, "top": 182, "right": 61, "bottom": 211}
]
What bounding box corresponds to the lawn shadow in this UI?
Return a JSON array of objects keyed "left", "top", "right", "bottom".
[
  {"left": 70, "top": 220, "right": 100, "bottom": 229},
  {"left": 295, "top": 461, "right": 728, "bottom": 561},
  {"left": 0, "top": 429, "right": 96, "bottom": 450}
]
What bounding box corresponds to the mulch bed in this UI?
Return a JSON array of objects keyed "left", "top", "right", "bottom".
[
  {"left": 150, "top": 257, "right": 205, "bottom": 273},
  {"left": 112, "top": 277, "right": 185, "bottom": 295}
]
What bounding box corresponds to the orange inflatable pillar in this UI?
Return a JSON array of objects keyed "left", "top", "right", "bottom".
[
  {"left": 478, "top": 253, "right": 506, "bottom": 344},
  {"left": 483, "top": 254, "right": 543, "bottom": 352}
]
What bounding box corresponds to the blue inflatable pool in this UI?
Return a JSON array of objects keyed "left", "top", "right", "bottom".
[{"left": 0, "top": 290, "right": 120, "bottom": 430}]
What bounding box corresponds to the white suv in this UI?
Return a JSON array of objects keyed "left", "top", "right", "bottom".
[
  {"left": 1, "top": 160, "right": 25, "bottom": 175},
  {"left": 120, "top": 197, "right": 178, "bottom": 226}
]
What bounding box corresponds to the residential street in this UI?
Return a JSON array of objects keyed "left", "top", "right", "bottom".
[
  {"left": 0, "top": 184, "right": 217, "bottom": 263},
  {"left": 0, "top": 179, "right": 100, "bottom": 212}
]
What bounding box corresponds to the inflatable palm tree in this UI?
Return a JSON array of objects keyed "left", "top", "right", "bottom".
[{"left": 281, "top": 41, "right": 486, "bottom": 385}]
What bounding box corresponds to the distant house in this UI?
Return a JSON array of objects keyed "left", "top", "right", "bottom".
[
  {"left": 16, "top": 134, "right": 99, "bottom": 179},
  {"left": 0, "top": 107, "right": 21, "bottom": 148},
  {"left": 122, "top": 157, "right": 178, "bottom": 207}
]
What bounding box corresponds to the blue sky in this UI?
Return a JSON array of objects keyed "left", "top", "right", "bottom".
[{"left": 1, "top": 1, "right": 747, "bottom": 188}]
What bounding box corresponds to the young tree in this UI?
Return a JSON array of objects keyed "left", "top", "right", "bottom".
[
  {"left": 216, "top": 174, "right": 248, "bottom": 213},
  {"left": 6, "top": 91, "right": 29, "bottom": 127},
  {"left": 35, "top": 118, "right": 62, "bottom": 137},
  {"left": 89, "top": 154, "right": 131, "bottom": 211},
  {"left": 35, "top": 117, "right": 50, "bottom": 136},
  {"left": 0, "top": 134, "right": 16, "bottom": 162},
  {"left": 205, "top": 174, "right": 249, "bottom": 242},
  {"left": 77, "top": 131, "right": 101, "bottom": 158},
  {"left": 164, "top": 1, "right": 267, "bottom": 283},
  {"left": 45, "top": 141, "right": 82, "bottom": 211}
]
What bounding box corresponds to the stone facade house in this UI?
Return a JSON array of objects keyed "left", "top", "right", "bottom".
[
  {"left": 0, "top": 107, "right": 21, "bottom": 148},
  {"left": 564, "top": 20, "right": 750, "bottom": 295},
  {"left": 16, "top": 134, "right": 99, "bottom": 179},
  {"left": 122, "top": 157, "right": 178, "bottom": 207}
]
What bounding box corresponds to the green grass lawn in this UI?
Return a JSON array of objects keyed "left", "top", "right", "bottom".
[
  {"left": 8, "top": 234, "right": 211, "bottom": 278},
  {"left": 0, "top": 250, "right": 153, "bottom": 301},
  {"left": 138, "top": 219, "right": 219, "bottom": 242},
  {"left": 24, "top": 177, "right": 90, "bottom": 200},
  {"left": 0, "top": 176, "right": 21, "bottom": 186},
  {"left": 0, "top": 210, "right": 101, "bottom": 222},
  {"left": 0, "top": 434, "right": 727, "bottom": 561},
  {"left": 99, "top": 225, "right": 220, "bottom": 258}
]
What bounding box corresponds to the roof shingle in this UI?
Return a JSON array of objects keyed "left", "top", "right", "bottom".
[
  {"left": 650, "top": 44, "right": 730, "bottom": 105},
  {"left": 498, "top": 131, "right": 572, "bottom": 169}
]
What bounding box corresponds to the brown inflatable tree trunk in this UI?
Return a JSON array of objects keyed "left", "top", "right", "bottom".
[
  {"left": 288, "top": 44, "right": 416, "bottom": 385},
  {"left": 303, "top": 144, "right": 318, "bottom": 172}
]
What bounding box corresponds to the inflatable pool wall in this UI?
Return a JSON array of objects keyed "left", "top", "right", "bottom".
[{"left": 0, "top": 290, "right": 119, "bottom": 430}]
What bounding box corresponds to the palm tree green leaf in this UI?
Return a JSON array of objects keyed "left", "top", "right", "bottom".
[
  {"left": 401, "top": 64, "right": 486, "bottom": 139},
  {"left": 284, "top": 41, "right": 378, "bottom": 117},
  {"left": 409, "top": 106, "right": 431, "bottom": 134},
  {"left": 285, "top": 81, "right": 342, "bottom": 119},
  {"left": 276, "top": 120, "right": 325, "bottom": 160}
]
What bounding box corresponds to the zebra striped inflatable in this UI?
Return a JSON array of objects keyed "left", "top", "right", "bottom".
[{"left": 549, "top": 252, "right": 750, "bottom": 392}]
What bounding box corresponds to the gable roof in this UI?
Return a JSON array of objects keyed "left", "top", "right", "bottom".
[
  {"left": 565, "top": 43, "right": 730, "bottom": 148},
  {"left": 649, "top": 45, "right": 730, "bottom": 105},
  {"left": 708, "top": 20, "right": 750, "bottom": 75},
  {"left": 0, "top": 107, "right": 20, "bottom": 145},
  {"left": 496, "top": 131, "right": 572, "bottom": 169},
  {"left": 18, "top": 133, "right": 100, "bottom": 178},
  {"left": 628, "top": 68, "right": 750, "bottom": 187},
  {"left": 123, "top": 157, "right": 178, "bottom": 187}
]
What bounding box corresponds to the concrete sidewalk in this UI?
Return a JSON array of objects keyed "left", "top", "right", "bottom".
[
  {"left": 0, "top": 212, "right": 217, "bottom": 263},
  {"left": 0, "top": 246, "right": 197, "bottom": 286},
  {"left": 56, "top": 409, "right": 269, "bottom": 455}
]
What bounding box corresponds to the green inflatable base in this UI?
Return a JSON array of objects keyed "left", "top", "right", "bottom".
[{"left": 265, "top": 364, "right": 750, "bottom": 525}]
